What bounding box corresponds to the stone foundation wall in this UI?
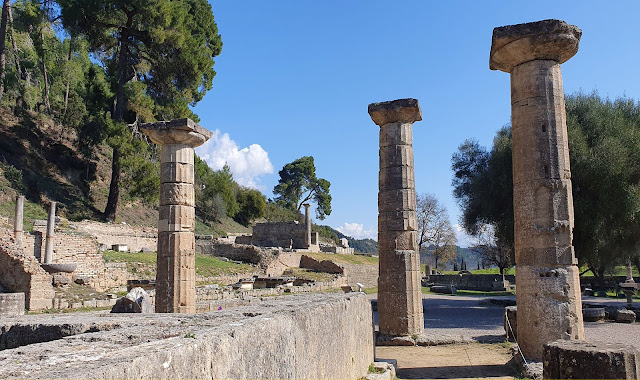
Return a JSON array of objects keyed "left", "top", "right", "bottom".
[
  {"left": 426, "top": 274, "right": 514, "bottom": 291},
  {"left": 20, "top": 228, "right": 128, "bottom": 292},
  {"left": 265, "top": 252, "right": 301, "bottom": 276},
  {"left": 342, "top": 263, "right": 379, "bottom": 287},
  {"left": 195, "top": 238, "right": 280, "bottom": 269},
  {"left": 300, "top": 255, "right": 344, "bottom": 274},
  {"left": 252, "top": 221, "right": 307, "bottom": 249},
  {"left": 196, "top": 278, "right": 347, "bottom": 307},
  {"left": 73, "top": 221, "right": 157, "bottom": 252},
  {"left": 0, "top": 293, "right": 375, "bottom": 379},
  {"left": 0, "top": 229, "right": 54, "bottom": 310}
]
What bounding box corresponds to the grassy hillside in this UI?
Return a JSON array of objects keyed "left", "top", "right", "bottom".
[{"left": 0, "top": 107, "right": 248, "bottom": 236}]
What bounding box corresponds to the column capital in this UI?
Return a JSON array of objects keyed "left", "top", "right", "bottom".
[
  {"left": 368, "top": 98, "right": 422, "bottom": 127},
  {"left": 303, "top": 203, "right": 311, "bottom": 209},
  {"left": 141, "top": 118, "right": 213, "bottom": 147},
  {"left": 490, "top": 19, "right": 581, "bottom": 73}
]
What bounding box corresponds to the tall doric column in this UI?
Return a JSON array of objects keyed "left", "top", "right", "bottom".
[
  {"left": 43, "top": 201, "right": 56, "bottom": 264},
  {"left": 490, "top": 19, "right": 584, "bottom": 360},
  {"left": 368, "top": 98, "right": 423, "bottom": 337},
  {"left": 14, "top": 195, "right": 24, "bottom": 246},
  {"left": 303, "top": 203, "right": 312, "bottom": 248},
  {"left": 141, "top": 118, "right": 212, "bottom": 313}
]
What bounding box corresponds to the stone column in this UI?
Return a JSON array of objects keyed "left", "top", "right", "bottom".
[
  {"left": 303, "top": 203, "right": 312, "bottom": 248},
  {"left": 141, "top": 118, "right": 212, "bottom": 313},
  {"left": 43, "top": 201, "right": 56, "bottom": 264},
  {"left": 13, "top": 195, "right": 24, "bottom": 246},
  {"left": 368, "top": 98, "right": 423, "bottom": 338},
  {"left": 490, "top": 19, "right": 584, "bottom": 360}
]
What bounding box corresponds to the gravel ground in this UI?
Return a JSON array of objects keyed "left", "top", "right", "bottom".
[{"left": 372, "top": 293, "right": 640, "bottom": 348}]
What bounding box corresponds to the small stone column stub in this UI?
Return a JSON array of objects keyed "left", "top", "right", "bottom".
[
  {"left": 303, "top": 203, "right": 312, "bottom": 248},
  {"left": 490, "top": 19, "right": 584, "bottom": 360},
  {"left": 14, "top": 195, "right": 24, "bottom": 246},
  {"left": 368, "top": 98, "right": 424, "bottom": 337},
  {"left": 141, "top": 118, "right": 212, "bottom": 313},
  {"left": 43, "top": 201, "right": 56, "bottom": 264}
]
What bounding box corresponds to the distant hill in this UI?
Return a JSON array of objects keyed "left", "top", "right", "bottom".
[{"left": 323, "top": 225, "right": 378, "bottom": 254}]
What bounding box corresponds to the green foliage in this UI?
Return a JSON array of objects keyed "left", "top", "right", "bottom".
[
  {"left": 265, "top": 199, "right": 302, "bottom": 222},
  {"left": 234, "top": 187, "right": 266, "bottom": 226},
  {"left": 566, "top": 93, "right": 640, "bottom": 280},
  {"left": 194, "top": 156, "right": 239, "bottom": 222},
  {"left": 273, "top": 156, "right": 332, "bottom": 220},
  {"left": 312, "top": 224, "right": 339, "bottom": 244},
  {"left": 452, "top": 92, "right": 640, "bottom": 281},
  {"left": 3, "top": 164, "right": 24, "bottom": 192}
]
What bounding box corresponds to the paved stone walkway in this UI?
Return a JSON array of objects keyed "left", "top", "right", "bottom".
[{"left": 372, "top": 293, "right": 640, "bottom": 379}]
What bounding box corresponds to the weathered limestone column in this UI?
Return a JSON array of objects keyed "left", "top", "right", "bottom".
[
  {"left": 43, "top": 201, "right": 56, "bottom": 264},
  {"left": 13, "top": 195, "right": 24, "bottom": 246},
  {"left": 490, "top": 19, "right": 584, "bottom": 360},
  {"left": 141, "top": 118, "right": 212, "bottom": 313},
  {"left": 303, "top": 203, "right": 312, "bottom": 248},
  {"left": 368, "top": 98, "right": 423, "bottom": 337}
]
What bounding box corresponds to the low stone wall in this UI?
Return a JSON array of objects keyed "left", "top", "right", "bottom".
[
  {"left": 0, "top": 293, "right": 25, "bottom": 315},
  {"left": 73, "top": 221, "right": 158, "bottom": 253},
  {"left": 264, "top": 252, "right": 301, "bottom": 276},
  {"left": 252, "top": 221, "right": 307, "bottom": 249},
  {"left": 425, "top": 274, "right": 514, "bottom": 291},
  {"left": 0, "top": 230, "right": 54, "bottom": 310},
  {"left": 195, "top": 238, "right": 280, "bottom": 269},
  {"left": 20, "top": 228, "right": 128, "bottom": 293},
  {"left": 196, "top": 278, "right": 347, "bottom": 307},
  {"left": 300, "top": 255, "right": 344, "bottom": 274},
  {"left": 342, "top": 263, "right": 379, "bottom": 287},
  {"left": 0, "top": 293, "right": 374, "bottom": 379}
]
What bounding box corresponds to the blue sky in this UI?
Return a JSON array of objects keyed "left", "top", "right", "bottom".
[{"left": 194, "top": 1, "right": 640, "bottom": 246}]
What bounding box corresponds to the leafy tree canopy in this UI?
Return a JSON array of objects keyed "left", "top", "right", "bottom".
[
  {"left": 273, "top": 156, "right": 332, "bottom": 220},
  {"left": 452, "top": 92, "right": 640, "bottom": 280}
]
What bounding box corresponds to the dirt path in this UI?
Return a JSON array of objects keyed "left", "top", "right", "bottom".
[{"left": 376, "top": 343, "right": 517, "bottom": 380}]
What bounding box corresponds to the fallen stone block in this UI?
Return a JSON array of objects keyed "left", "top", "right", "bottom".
[
  {"left": 0, "top": 293, "right": 25, "bottom": 315},
  {"left": 582, "top": 307, "right": 605, "bottom": 322},
  {"left": 73, "top": 275, "right": 91, "bottom": 285},
  {"left": 543, "top": 340, "right": 640, "bottom": 379},
  {"left": 616, "top": 309, "right": 636, "bottom": 323},
  {"left": 111, "top": 287, "right": 153, "bottom": 313},
  {"left": 376, "top": 335, "right": 415, "bottom": 346},
  {"left": 365, "top": 361, "right": 396, "bottom": 380},
  {"left": 52, "top": 274, "right": 70, "bottom": 287},
  {"left": 430, "top": 285, "right": 456, "bottom": 294}
]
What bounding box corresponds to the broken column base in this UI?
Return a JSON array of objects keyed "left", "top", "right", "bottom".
[{"left": 543, "top": 340, "right": 640, "bottom": 379}]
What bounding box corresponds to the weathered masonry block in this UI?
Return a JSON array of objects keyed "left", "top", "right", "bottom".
[
  {"left": 0, "top": 293, "right": 374, "bottom": 379},
  {"left": 544, "top": 340, "right": 640, "bottom": 379},
  {"left": 490, "top": 19, "right": 585, "bottom": 360},
  {"left": 369, "top": 98, "right": 424, "bottom": 337},
  {"left": 141, "top": 118, "right": 212, "bottom": 313}
]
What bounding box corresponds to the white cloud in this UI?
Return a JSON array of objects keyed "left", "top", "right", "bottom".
[
  {"left": 453, "top": 224, "right": 474, "bottom": 248},
  {"left": 336, "top": 222, "right": 377, "bottom": 240},
  {"left": 196, "top": 130, "right": 274, "bottom": 189}
]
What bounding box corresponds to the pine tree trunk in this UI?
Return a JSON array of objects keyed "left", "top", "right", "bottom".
[
  {"left": 40, "top": 29, "right": 50, "bottom": 113},
  {"left": 103, "top": 25, "right": 131, "bottom": 221},
  {"left": 63, "top": 36, "right": 73, "bottom": 116},
  {"left": 0, "top": 0, "right": 10, "bottom": 104},
  {"left": 104, "top": 148, "right": 121, "bottom": 222},
  {"left": 8, "top": 4, "right": 22, "bottom": 81}
]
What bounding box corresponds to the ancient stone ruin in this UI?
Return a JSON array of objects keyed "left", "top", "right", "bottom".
[
  {"left": 369, "top": 98, "right": 424, "bottom": 338},
  {"left": 141, "top": 118, "right": 212, "bottom": 313},
  {"left": 490, "top": 19, "right": 585, "bottom": 360}
]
